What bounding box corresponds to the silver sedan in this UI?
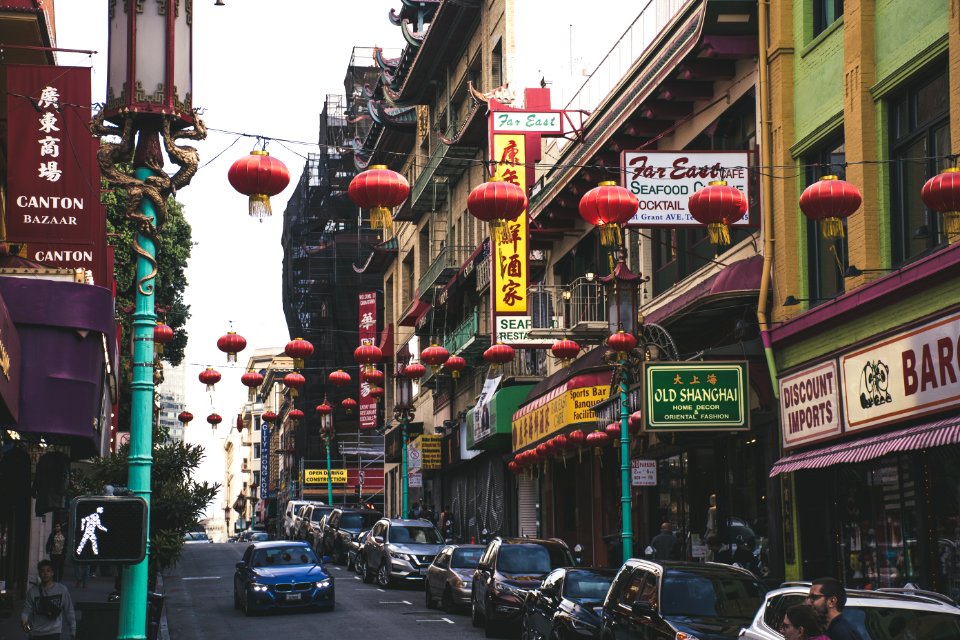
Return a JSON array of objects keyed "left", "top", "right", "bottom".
[{"left": 424, "top": 544, "right": 485, "bottom": 613}]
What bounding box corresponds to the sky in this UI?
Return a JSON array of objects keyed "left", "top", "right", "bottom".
[{"left": 52, "top": 0, "right": 650, "bottom": 517}]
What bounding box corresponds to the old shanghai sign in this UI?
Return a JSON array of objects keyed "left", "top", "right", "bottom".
[
  {"left": 621, "top": 151, "right": 752, "bottom": 228},
  {"left": 643, "top": 362, "right": 748, "bottom": 431}
]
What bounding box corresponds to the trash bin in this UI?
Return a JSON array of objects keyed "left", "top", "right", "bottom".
[{"left": 76, "top": 601, "right": 119, "bottom": 640}]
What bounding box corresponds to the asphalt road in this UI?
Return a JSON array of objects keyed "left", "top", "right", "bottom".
[{"left": 164, "top": 543, "right": 489, "bottom": 640}]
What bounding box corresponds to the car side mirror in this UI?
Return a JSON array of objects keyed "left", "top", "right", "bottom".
[
  {"left": 631, "top": 600, "right": 658, "bottom": 617},
  {"left": 235, "top": 561, "right": 246, "bottom": 569}
]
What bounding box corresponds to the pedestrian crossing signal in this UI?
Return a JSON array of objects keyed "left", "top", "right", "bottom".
[{"left": 70, "top": 496, "right": 147, "bottom": 564}]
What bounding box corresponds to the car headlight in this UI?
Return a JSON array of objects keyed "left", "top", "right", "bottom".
[
  {"left": 675, "top": 633, "right": 701, "bottom": 640},
  {"left": 250, "top": 583, "right": 269, "bottom": 592},
  {"left": 394, "top": 552, "right": 413, "bottom": 562},
  {"left": 315, "top": 579, "right": 332, "bottom": 589}
]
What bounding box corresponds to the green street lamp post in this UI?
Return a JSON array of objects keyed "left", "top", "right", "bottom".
[
  {"left": 98, "top": 4, "right": 206, "bottom": 638},
  {"left": 319, "top": 411, "right": 334, "bottom": 505},
  {"left": 395, "top": 374, "right": 414, "bottom": 517}
]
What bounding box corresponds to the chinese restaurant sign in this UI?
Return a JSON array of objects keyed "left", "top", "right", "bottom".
[
  {"left": 779, "top": 361, "right": 841, "bottom": 448},
  {"left": 621, "top": 151, "right": 751, "bottom": 228},
  {"left": 643, "top": 362, "right": 748, "bottom": 431},
  {"left": 358, "top": 291, "right": 378, "bottom": 430},
  {"left": 418, "top": 434, "right": 441, "bottom": 470},
  {"left": 303, "top": 468, "right": 348, "bottom": 484},
  {"left": 6, "top": 65, "right": 103, "bottom": 279},
  {"left": 511, "top": 371, "right": 611, "bottom": 451},
  {"left": 260, "top": 423, "right": 271, "bottom": 498},
  {"left": 491, "top": 133, "right": 529, "bottom": 329}
]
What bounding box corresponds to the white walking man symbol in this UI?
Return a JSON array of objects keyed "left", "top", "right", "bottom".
[{"left": 76, "top": 506, "right": 109, "bottom": 555}]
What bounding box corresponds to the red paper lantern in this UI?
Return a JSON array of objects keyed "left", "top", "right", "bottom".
[
  {"left": 288, "top": 408, "right": 305, "bottom": 421},
  {"left": 153, "top": 322, "right": 173, "bottom": 355},
  {"left": 536, "top": 443, "right": 551, "bottom": 459},
  {"left": 628, "top": 410, "right": 643, "bottom": 434},
  {"left": 687, "top": 180, "right": 748, "bottom": 246},
  {"left": 236, "top": 415, "right": 244, "bottom": 433},
  {"left": 217, "top": 330, "right": 247, "bottom": 363},
  {"left": 348, "top": 164, "right": 410, "bottom": 232},
  {"left": 578, "top": 181, "right": 639, "bottom": 247},
  {"left": 586, "top": 430, "right": 610, "bottom": 447},
  {"left": 261, "top": 411, "right": 278, "bottom": 423},
  {"left": 799, "top": 175, "right": 861, "bottom": 239},
  {"left": 553, "top": 434, "right": 569, "bottom": 451},
  {"left": 527, "top": 449, "right": 541, "bottom": 465},
  {"left": 368, "top": 385, "right": 384, "bottom": 402},
  {"left": 341, "top": 397, "right": 357, "bottom": 414},
  {"left": 607, "top": 331, "right": 637, "bottom": 356},
  {"left": 507, "top": 461, "right": 521, "bottom": 474},
  {"left": 241, "top": 371, "right": 264, "bottom": 389},
  {"left": 328, "top": 369, "right": 351, "bottom": 387},
  {"left": 207, "top": 413, "right": 222, "bottom": 429},
  {"left": 421, "top": 344, "right": 450, "bottom": 371},
  {"left": 402, "top": 362, "right": 427, "bottom": 380},
  {"left": 285, "top": 337, "right": 314, "bottom": 369},
  {"left": 228, "top": 150, "right": 291, "bottom": 219},
  {"left": 315, "top": 402, "right": 332, "bottom": 416},
  {"left": 199, "top": 367, "right": 221, "bottom": 392},
  {"left": 467, "top": 177, "right": 528, "bottom": 243},
  {"left": 605, "top": 422, "right": 621, "bottom": 441},
  {"left": 484, "top": 343, "right": 515, "bottom": 366},
  {"left": 177, "top": 411, "right": 193, "bottom": 426},
  {"left": 283, "top": 372, "right": 306, "bottom": 397},
  {"left": 568, "top": 429, "right": 587, "bottom": 447},
  {"left": 361, "top": 368, "right": 385, "bottom": 386},
  {"left": 921, "top": 167, "right": 960, "bottom": 242},
  {"left": 550, "top": 339, "right": 581, "bottom": 366},
  {"left": 354, "top": 344, "right": 383, "bottom": 368},
  {"left": 443, "top": 355, "right": 466, "bottom": 379}
]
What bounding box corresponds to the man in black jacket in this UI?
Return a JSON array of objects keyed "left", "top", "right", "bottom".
[{"left": 806, "top": 577, "right": 865, "bottom": 640}]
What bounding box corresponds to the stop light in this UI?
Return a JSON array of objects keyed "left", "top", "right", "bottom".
[{"left": 70, "top": 496, "right": 147, "bottom": 564}]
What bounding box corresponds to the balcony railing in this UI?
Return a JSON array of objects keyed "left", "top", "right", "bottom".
[
  {"left": 444, "top": 307, "right": 491, "bottom": 356},
  {"left": 526, "top": 277, "right": 609, "bottom": 341},
  {"left": 418, "top": 245, "right": 473, "bottom": 300},
  {"left": 499, "top": 348, "right": 547, "bottom": 380}
]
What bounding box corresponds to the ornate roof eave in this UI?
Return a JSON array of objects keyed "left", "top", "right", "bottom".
[
  {"left": 401, "top": 19, "right": 427, "bottom": 47},
  {"left": 369, "top": 100, "right": 418, "bottom": 132},
  {"left": 438, "top": 96, "right": 484, "bottom": 146},
  {"left": 373, "top": 46, "right": 401, "bottom": 71},
  {"left": 388, "top": 0, "right": 440, "bottom": 27},
  {"left": 352, "top": 237, "right": 400, "bottom": 274}
]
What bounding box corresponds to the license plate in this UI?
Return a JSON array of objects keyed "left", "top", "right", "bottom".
[
  {"left": 286, "top": 593, "right": 302, "bottom": 601},
  {"left": 419, "top": 568, "right": 429, "bottom": 576}
]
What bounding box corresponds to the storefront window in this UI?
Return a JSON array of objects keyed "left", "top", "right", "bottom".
[
  {"left": 657, "top": 454, "right": 690, "bottom": 545},
  {"left": 928, "top": 447, "right": 960, "bottom": 601}
]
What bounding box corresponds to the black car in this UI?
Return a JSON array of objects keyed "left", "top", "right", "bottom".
[
  {"left": 321, "top": 508, "right": 382, "bottom": 564},
  {"left": 600, "top": 560, "right": 766, "bottom": 640},
  {"left": 472, "top": 537, "right": 575, "bottom": 637},
  {"left": 300, "top": 504, "right": 335, "bottom": 549},
  {"left": 522, "top": 567, "right": 616, "bottom": 640}
]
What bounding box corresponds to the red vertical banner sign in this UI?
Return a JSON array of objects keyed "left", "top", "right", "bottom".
[
  {"left": 5, "top": 65, "right": 104, "bottom": 283},
  {"left": 358, "top": 291, "right": 378, "bottom": 430}
]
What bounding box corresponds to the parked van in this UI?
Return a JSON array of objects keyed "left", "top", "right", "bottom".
[{"left": 281, "top": 500, "right": 324, "bottom": 540}]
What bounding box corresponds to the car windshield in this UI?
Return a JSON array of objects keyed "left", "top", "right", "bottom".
[
  {"left": 564, "top": 572, "right": 613, "bottom": 600},
  {"left": 388, "top": 526, "right": 443, "bottom": 544},
  {"left": 451, "top": 548, "right": 484, "bottom": 569},
  {"left": 843, "top": 605, "right": 960, "bottom": 640},
  {"left": 250, "top": 533, "right": 269, "bottom": 541},
  {"left": 661, "top": 570, "right": 764, "bottom": 618},
  {"left": 341, "top": 513, "right": 381, "bottom": 530},
  {"left": 498, "top": 545, "right": 570, "bottom": 574},
  {"left": 311, "top": 508, "right": 331, "bottom": 522},
  {"left": 251, "top": 546, "right": 318, "bottom": 567}
]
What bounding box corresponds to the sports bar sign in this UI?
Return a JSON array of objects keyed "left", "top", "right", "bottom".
[
  {"left": 621, "top": 151, "right": 751, "bottom": 227},
  {"left": 643, "top": 362, "right": 748, "bottom": 431}
]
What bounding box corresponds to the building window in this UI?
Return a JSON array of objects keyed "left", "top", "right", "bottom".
[
  {"left": 813, "top": 0, "right": 843, "bottom": 37},
  {"left": 889, "top": 68, "right": 951, "bottom": 266},
  {"left": 805, "top": 138, "right": 847, "bottom": 302},
  {"left": 252, "top": 471, "right": 260, "bottom": 486},
  {"left": 253, "top": 443, "right": 260, "bottom": 459},
  {"left": 491, "top": 40, "right": 503, "bottom": 88}
]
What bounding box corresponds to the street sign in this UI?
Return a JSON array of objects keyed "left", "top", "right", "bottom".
[
  {"left": 631, "top": 459, "right": 657, "bottom": 486},
  {"left": 643, "top": 362, "right": 748, "bottom": 431},
  {"left": 70, "top": 496, "right": 147, "bottom": 564},
  {"left": 303, "top": 469, "right": 347, "bottom": 484}
]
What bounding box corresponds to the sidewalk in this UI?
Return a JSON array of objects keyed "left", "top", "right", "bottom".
[{"left": 0, "top": 564, "right": 168, "bottom": 640}]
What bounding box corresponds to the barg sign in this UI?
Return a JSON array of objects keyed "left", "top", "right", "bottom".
[
  {"left": 779, "top": 361, "right": 842, "bottom": 448},
  {"left": 841, "top": 310, "right": 960, "bottom": 432},
  {"left": 621, "top": 151, "right": 751, "bottom": 227}
]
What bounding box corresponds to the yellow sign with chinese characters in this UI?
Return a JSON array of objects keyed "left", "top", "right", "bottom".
[
  {"left": 492, "top": 134, "right": 528, "bottom": 315},
  {"left": 418, "top": 434, "right": 442, "bottom": 470},
  {"left": 303, "top": 468, "right": 348, "bottom": 484}
]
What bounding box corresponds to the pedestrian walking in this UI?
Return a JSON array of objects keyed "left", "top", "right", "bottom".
[
  {"left": 806, "top": 577, "right": 865, "bottom": 640},
  {"left": 780, "top": 604, "right": 829, "bottom": 640},
  {"left": 705, "top": 534, "right": 734, "bottom": 564},
  {"left": 439, "top": 505, "right": 454, "bottom": 541},
  {"left": 44, "top": 523, "right": 66, "bottom": 583},
  {"left": 407, "top": 500, "right": 422, "bottom": 519},
  {"left": 648, "top": 522, "right": 679, "bottom": 561},
  {"left": 21, "top": 559, "right": 76, "bottom": 640}
]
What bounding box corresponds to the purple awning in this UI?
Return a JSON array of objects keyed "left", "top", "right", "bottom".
[
  {"left": 769, "top": 416, "right": 960, "bottom": 476},
  {"left": 0, "top": 277, "right": 115, "bottom": 457},
  {"left": 645, "top": 255, "right": 763, "bottom": 325}
]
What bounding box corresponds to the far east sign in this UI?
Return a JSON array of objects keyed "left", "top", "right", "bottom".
[
  {"left": 643, "top": 362, "right": 748, "bottom": 431},
  {"left": 70, "top": 496, "right": 147, "bottom": 564}
]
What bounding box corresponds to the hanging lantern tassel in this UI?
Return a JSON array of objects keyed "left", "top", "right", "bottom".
[
  {"left": 600, "top": 223, "right": 622, "bottom": 248},
  {"left": 707, "top": 221, "right": 731, "bottom": 246},
  {"left": 820, "top": 217, "right": 844, "bottom": 240},
  {"left": 370, "top": 205, "right": 394, "bottom": 234}
]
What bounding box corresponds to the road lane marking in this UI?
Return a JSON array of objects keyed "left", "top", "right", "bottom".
[
  {"left": 441, "top": 618, "right": 454, "bottom": 624},
  {"left": 379, "top": 600, "right": 412, "bottom": 605},
  {"left": 353, "top": 576, "right": 361, "bottom": 580},
  {"left": 182, "top": 576, "right": 220, "bottom": 580},
  {"left": 377, "top": 588, "right": 386, "bottom": 592}
]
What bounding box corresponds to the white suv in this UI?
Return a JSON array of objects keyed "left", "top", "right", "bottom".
[
  {"left": 281, "top": 500, "right": 323, "bottom": 540},
  {"left": 739, "top": 583, "right": 960, "bottom": 639}
]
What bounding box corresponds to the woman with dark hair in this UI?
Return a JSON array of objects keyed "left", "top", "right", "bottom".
[{"left": 782, "top": 604, "right": 829, "bottom": 640}]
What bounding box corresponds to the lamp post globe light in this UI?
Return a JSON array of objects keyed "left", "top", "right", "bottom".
[
  {"left": 97, "top": 3, "right": 207, "bottom": 638},
  {"left": 394, "top": 373, "right": 415, "bottom": 517}
]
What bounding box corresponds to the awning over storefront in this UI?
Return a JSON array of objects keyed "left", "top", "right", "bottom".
[
  {"left": 769, "top": 416, "right": 960, "bottom": 476},
  {"left": 644, "top": 255, "right": 763, "bottom": 325},
  {"left": 398, "top": 299, "right": 431, "bottom": 327}
]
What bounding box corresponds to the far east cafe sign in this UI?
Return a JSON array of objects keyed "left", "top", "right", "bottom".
[{"left": 488, "top": 90, "right": 586, "bottom": 348}]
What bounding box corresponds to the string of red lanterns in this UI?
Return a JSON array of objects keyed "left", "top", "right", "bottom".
[
  {"left": 687, "top": 180, "right": 748, "bottom": 246},
  {"left": 348, "top": 164, "right": 410, "bottom": 233},
  {"left": 228, "top": 150, "right": 291, "bottom": 220},
  {"left": 283, "top": 372, "right": 306, "bottom": 398},
  {"left": 199, "top": 367, "right": 221, "bottom": 392},
  {"left": 285, "top": 338, "right": 314, "bottom": 369},
  {"left": 177, "top": 411, "right": 193, "bottom": 426},
  {"left": 217, "top": 330, "right": 247, "bottom": 363},
  {"left": 578, "top": 181, "right": 639, "bottom": 247},
  {"left": 207, "top": 413, "right": 222, "bottom": 430},
  {"left": 442, "top": 355, "right": 466, "bottom": 379},
  {"left": 798, "top": 175, "right": 862, "bottom": 239},
  {"left": 421, "top": 344, "right": 450, "bottom": 372}
]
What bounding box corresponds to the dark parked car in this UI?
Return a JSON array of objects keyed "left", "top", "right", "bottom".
[
  {"left": 321, "top": 508, "right": 382, "bottom": 564},
  {"left": 183, "top": 531, "right": 212, "bottom": 544},
  {"left": 424, "top": 544, "right": 485, "bottom": 612},
  {"left": 522, "top": 567, "right": 616, "bottom": 640},
  {"left": 232, "top": 541, "right": 334, "bottom": 616},
  {"left": 599, "top": 560, "right": 765, "bottom": 640},
  {"left": 300, "top": 504, "right": 335, "bottom": 549},
  {"left": 347, "top": 530, "right": 370, "bottom": 573},
  {"left": 360, "top": 518, "right": 445, "bottom": 588},
  {"left": 472, "top": 537, "right": 575, "bottom": 637}
]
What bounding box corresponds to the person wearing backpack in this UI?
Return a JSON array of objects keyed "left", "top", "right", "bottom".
[{"left": 21, "top": 559, "right": 76, "bottom": 640}]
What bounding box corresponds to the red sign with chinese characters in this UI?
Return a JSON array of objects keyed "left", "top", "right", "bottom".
[{"left": 358, "top": 291, "right": 378, "bottom": 430}]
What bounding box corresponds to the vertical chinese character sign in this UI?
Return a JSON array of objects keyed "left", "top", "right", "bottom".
[
  {"left": 5, "top": 65, "right": 103, "bottom": 282},
  {"left": 358, "top": 291, "right": 378, "bottom": 430},
  {"left": 260, "top": 422, "right": 270, "bottom": 499},
  {"left": 491, "top": 134, "right": 528, "bottom": 333}
]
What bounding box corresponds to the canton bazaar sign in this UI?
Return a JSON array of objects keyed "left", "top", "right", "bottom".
[
  {"left": 643, "top": 362, "right": 748, "bottom": 431},
  {"left": 511, "top": 371, "right": 611, "bottom": 451},
  {"left": 621, "top": 151, "right": 751, "bottom": 228}
]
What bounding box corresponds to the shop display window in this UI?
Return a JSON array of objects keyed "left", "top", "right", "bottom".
[{"left": 928, "top": 447, "right": 960, "bottom": 601}]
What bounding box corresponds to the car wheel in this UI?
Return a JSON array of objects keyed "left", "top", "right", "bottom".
[
  {"left": 471, "top": 588, "right": 483, "bottom": 627},
  {"left": 377, "top": 561, "right": 392, "bottom": 588},
  {"left": 425, "top": 582, "right": 436, "bottom": 608},
  {"left": 441, "top": 587, "right": 455, "bottom": 613}
]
